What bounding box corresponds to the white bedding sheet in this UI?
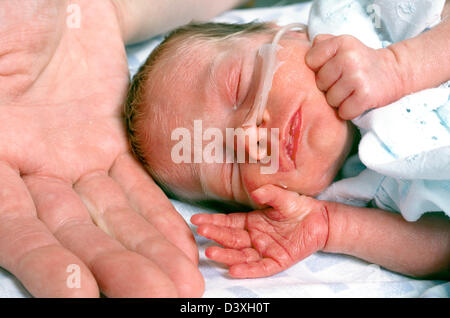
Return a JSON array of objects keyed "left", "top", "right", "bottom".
[{"left": 0, "top": 1, "right": 448, "bottom": 298}]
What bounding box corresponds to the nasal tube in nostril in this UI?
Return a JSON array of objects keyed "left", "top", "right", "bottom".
[
  {"left": 244, "top": 125, "right": 269, "bottom": 162},
  {"left": 242, "top": 43, "right": 280, "bottom": 127}
]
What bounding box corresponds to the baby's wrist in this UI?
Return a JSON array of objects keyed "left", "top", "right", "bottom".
[
  {"left": 383, "top": 40, "right": 432, "bottom": 100},
  {"left": 380, "top": 46, "right": 411, "bottom": 103},
  {"left": 320, "top": 201, "right": 358, "bottom": 255},
  {"left": 320, "top": 201, "right": 337, "bottom": 253}
]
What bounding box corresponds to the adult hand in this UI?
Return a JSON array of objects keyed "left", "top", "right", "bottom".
[{"left": 0, "top": 0, "right": 203, "bottom": 297}]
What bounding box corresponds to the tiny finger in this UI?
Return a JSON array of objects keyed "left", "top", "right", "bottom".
[
  {"left": 191, "top": 213, "right": 246, "bottom": 229},
  {"left": 252, "top": 185, "right": 318, "bottom": 221},
  {"left": 306, "top": 35, "right": 339, "bottom": 71},
  {"left": 315, "top": 56, "right": 343, "bottom": 92},
  {"left": 325, "top": 78, "right": 355, "bottom": 107},
  {"left": 339, "top": 90, "right": 371, "bottom": 120},
  {"left": 197, "top": 224, "right": 251, "bottom": 249},
  {"left": 229, "top": 258, "right": 283, "bottom": 278},
  {"left": 312, "top": 33, "right": 335, "bottom": 45},
  {"left": 250, "top": 184, "right": 302, "bottom": 220},
  {"left": 205, "top": 246, "right": 260, "bottom": 266}
]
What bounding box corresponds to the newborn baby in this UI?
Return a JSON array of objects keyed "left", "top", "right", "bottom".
[{"left": 125, "top": 19, "right": 449, "bottom": 278}]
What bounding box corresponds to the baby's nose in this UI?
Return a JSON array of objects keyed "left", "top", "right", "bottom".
[
  {"left": 243, "top": 123, "right": 270, "bottom": 163},
  {"left": 262, "top": 108, "right": 271, "bottom": 124}
]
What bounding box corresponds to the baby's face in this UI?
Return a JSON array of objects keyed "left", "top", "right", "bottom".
[{"left": 143, "top": 28, "right": 354, "bottom": 207}]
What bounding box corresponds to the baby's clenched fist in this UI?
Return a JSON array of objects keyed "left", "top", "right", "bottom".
[{"left": 306, "top": 34, "right": 405, "bottom": 119}]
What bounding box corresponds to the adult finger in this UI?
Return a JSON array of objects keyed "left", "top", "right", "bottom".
[
  {"left": 74, "top": 170, "right": 203, "bottom": 297},
  {"left": 25, "top": 174, "right": 178, "bottom": 298},
  {"left": 0, "top": 162, "right": 97, "bottom": 297},
  {"left": 109, "top": 153, "right": 198, "bottom": 264}
]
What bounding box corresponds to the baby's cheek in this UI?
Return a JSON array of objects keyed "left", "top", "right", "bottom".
[
  {"left": 299, "top": 110, "right": 349, "bottom": 190},
  {"left": 305, "top": 124, "right": 332, "bottom": 160},
  {"left": 306, "top": 106, "right": 347, "bottom": 156}
]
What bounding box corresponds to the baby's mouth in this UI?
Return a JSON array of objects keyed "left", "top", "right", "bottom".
[{"left": 285, "top": 108, "right": 302, "bottom": 166}]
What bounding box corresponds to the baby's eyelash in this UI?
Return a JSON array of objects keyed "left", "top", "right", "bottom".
[
  {"left": 228, "top": 67, "right": 242, "bottom": 110},
  {"left": 232, "top": 74, "right": 241, "bottom": 110},
  {"left": 235, "top": 70, "right": 242, "bottom": 105}
]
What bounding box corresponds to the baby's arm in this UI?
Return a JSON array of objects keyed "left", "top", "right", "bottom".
[
  {"left": 388, "top": 6, "right": 450, "bottom": 98},
  {"left": 192, "top": 185, "right": 450, "bottom": 279},
  {"left": 305, "top": 10, "right": 450, "bottom": 120},
  {"left": 325, "top": 201, "right": 450, "bottom": 279}
]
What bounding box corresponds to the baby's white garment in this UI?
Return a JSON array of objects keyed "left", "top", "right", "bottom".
[
  {"left": 310, "top": 0, "right": 450, "bottom": 221},
  {"left": 308, "top": 0, "right": 445, "bottom": 47},
  {"left": 318, "top": 157, "right": 450, "bottom": 221}
]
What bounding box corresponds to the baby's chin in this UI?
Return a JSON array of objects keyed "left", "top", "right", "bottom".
[
  {"left": 286, "top": 178, "right": 333, "bottom": 198},
  {"left": 282, "top": 160, "right": 343, "bottom": 195}
]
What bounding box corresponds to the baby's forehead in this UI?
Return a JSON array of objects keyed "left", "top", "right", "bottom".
[
  {"left": 165, "top": 31, "right": 272, "bottom": 66},
  {"left": 148, "top": 39, "right": 231, "bottom": 113}
]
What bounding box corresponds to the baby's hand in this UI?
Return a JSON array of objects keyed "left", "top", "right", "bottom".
[
  {"left": 190, "top": 185, "right": 329, "bottom": 278},
  {"left": 306, "top": 34, "right": 404, "bottom": 119}
]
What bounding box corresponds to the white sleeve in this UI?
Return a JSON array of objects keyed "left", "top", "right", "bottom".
[
  {"left": 307, "top": 0, "right": 383, "bottom": 48},
  {"left": 352, "top": 88, "right": 450, "bottom": 180},
  {"left": 308, "top": 0, "right": 446, "bottom": 47},
  {"left": 373, "top": 0, "right": 445, "bottom": 43}
]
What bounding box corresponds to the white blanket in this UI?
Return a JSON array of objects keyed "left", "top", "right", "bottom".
[{"left": 1, "top": 1, "right": 448, "bottom": 298}]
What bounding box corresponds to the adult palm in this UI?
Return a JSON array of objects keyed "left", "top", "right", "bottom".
[{"left": 0, "top": 0, "right": 203, "bottom": 297}]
